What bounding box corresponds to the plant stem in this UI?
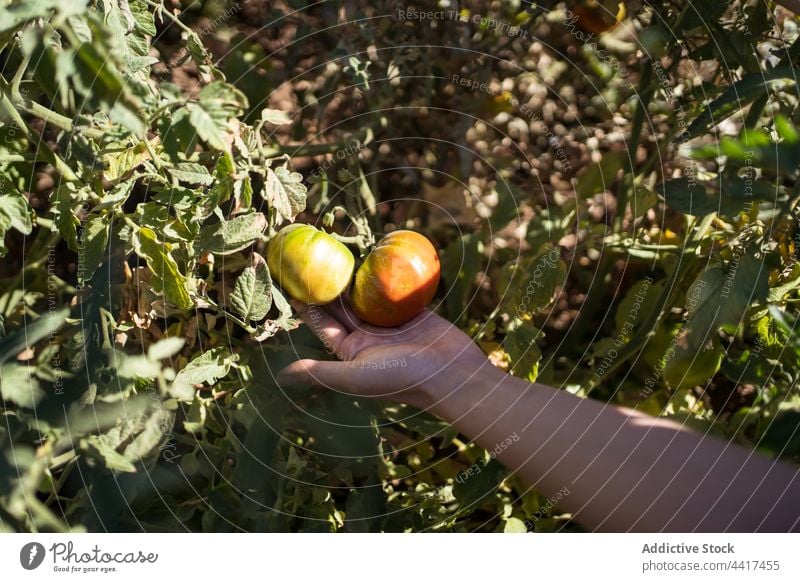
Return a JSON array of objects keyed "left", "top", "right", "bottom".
[{"left": 616, "top": 62, "right": 654, "bottom": 232}]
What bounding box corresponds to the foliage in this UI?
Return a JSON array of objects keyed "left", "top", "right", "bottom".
[{"left": 0, "top": 0, "right": 799, "bottom": 532}]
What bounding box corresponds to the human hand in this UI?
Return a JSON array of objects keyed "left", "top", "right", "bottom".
[{"left": 277, "top": 299, "right": 493, "bottom": 408}]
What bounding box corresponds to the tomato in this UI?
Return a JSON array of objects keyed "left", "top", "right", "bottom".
[
  {"left": 267, "top": 224, "right": 354, "bottom": 305},
  {"left": 351, "top": 230, "right": 440, "bottom": 327},
  {"left": 572, "top": 1, "right": 626, "bottom": 35},
  {"left": 643, "top": 323, "right": 724, "bottom": 389}
]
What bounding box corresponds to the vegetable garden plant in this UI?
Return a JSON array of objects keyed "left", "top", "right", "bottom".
[{"left": 1, "top": 0, "right": 800, "bottom": 532}]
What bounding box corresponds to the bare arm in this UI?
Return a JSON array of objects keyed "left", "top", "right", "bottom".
[{"left": 278, "top": 303, "right": 800, "bottom": 532}]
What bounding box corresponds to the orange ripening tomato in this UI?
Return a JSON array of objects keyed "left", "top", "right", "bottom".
[
  {"left": 572, "top": 1, "right": 627, "bottom": 35},
  {"left": 351, "top": 230, "right": 441, "bottom": 327}
]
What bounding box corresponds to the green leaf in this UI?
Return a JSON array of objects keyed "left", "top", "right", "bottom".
[
  {"left": 197, "top": 212, "right": 267, "bottom": 255},
  {"left": 685, "top": 69, "right": 797, "bottom": 139},
  {"left": 490, "top": 181, "right": 522, "bottom": 232},
  {"left": 175, "top": 347, "right": 237, "bottom": 386},
  {"left": 230, "top": 253, "right": 272, "bottom": 322},
  {"left": 265, "top": 165, "right": 307, "bottom": 224},
  {"left": 503, "top": 517, "right": 528, "bottom": 533},
  {"left": 133, "top": 227, "right": 194, "bottom": 310},
  {"left": 159, "top": 108, "right": 199, "bottom": 160},
  {"left": 0, "top": 192, "right": 32, "bottom": 235},
  {"left": 72, "top": 41, "right": 145, "bottom": 136},
  {"left": 261, "top": 108, "right": 292, "bottom": 125},
  {"left": 85, "top": 438, "right": 137, "bottom": 473},
  {"left": 631, "top": 186, "right": 659, "bottom": 219},
  {"left": 0, "top": 363, "right": 45, "bottom": 408},
  {"left": 147, "top": 337, "right": 186, "bottom": 361},
  {"left": 170, "top": 162, "right": 214, "bottom": 185},
  {"left": 344, "top": 480, "right": 387, "bottom": 533},
  {"left": 452, "top": 457, "right": 507, "bottom": 512},
  {"left": 121, "top": 407, "right": 175, "bottom": 463},
  {"left": 52, "top": 185, "right": 80, "bottom": 251},
  {"left": 501, "top": 243, "right": 566, "bottom": 317},
  {"left": 187, "top": 81, "right": 247, "bottom": 152},
  {"left": 683, "top": 249, "right": 770, "bottom": 344},
  {"left": 574, "top": 150, "right": 628, "bottom": 198},
  {"left": 504, "top": 318, "right": 542, "bottom": 382},
  {"left": 440, "top": 234, "right": 481, "bottom": 324},
  {"left": 655, "top": 179, "right": 720, "bottom": 217},
  {"left": 0, "top": 308, "right": 69, "bottom": 366},
  {"left": 100, "top": 141, "right": 151, "bottom": 184},
  {"left": 79, "top": 214, "right": 110, "bottom": 285}
]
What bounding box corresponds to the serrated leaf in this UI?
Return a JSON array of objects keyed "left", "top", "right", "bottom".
[
  {"left": 231, "top": 253, "right": 272, "bottom": 321},
  {"left": 265, "top": 165, "right": 307, "bottom": 224},
  {"left": 170, "top": 162, "right": 214, "bottom": 185},
  {"left": 133, "top": 227, "right": 194, "bottom": 310},
  {"left": 122, "top": 407, "right": 175, "bottom": 463},
  {"left": 504, "top": 318, "right": 542, "bottom": 381},
  {"left": 175, "top": 347, "right": 237, "bottom": 386},
  {"left": 197, "top": 212, "right": 267, "bottom": 255},
  {"left": 187, "top": 81, "right": 247, "bottom": 152},
  {"left": 501, "top": 243, "right": 566, "bottom": 317},
  {"left": 0, "top": 192, "right": 32, "bottom": 235},
  {"left": 100, "top": 141, "right": 151, "bottom": 184},
  {"left": 0, "top": 363, "right": 45, "bottom": 408},
  {"left": 79, "top": 214, "right": 110, "bottom": 284}
]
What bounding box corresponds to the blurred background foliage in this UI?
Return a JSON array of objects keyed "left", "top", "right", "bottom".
[{"left": 1, "top": 0, "right": 800, "bottom": 532}]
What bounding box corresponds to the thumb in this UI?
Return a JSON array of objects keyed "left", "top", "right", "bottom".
[{"left": 277, "top": 359, "right": 357, "bottom": 392}]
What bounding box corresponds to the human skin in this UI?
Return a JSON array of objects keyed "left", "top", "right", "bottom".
[{"left": 277, "top": 302, "right": 800, "bottom": 532}]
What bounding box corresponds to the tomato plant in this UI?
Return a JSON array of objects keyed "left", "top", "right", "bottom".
[
  {"left": 351, "top": 230, "right": 441, "bottom": 327},
  {"left": 267, "top": 224, "right": 354, "bottom": 305},
  {"left": 1, "top": 0, "right": 799, "bottom": 533}
]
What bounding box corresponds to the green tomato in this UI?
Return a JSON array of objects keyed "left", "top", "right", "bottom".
[
  {"left": 267, "top": 224, "right": 354, "bottom": 305},
  {"left": 638, "top": 25, "right": 671, "bottom": 59}
]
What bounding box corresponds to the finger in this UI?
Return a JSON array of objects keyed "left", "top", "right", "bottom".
[
  {"left": 326, "top": 296, "right": 364, "bottom": 332},
  {"left": 277, "top": 359, "right": 361, "bottom": 394},
  {"left": 293, "top": 302, "right": 349, "bottom": 356}
]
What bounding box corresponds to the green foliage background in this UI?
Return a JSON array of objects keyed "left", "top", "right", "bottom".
[{"left": 1, "top": 0, "right": 799, "bottom": 532}]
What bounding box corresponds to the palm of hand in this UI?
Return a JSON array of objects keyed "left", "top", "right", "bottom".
[{"left": 278, "top": 301, "right": 487, "bottom": 403}]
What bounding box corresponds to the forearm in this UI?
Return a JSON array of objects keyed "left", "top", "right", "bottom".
[{"left": 423, "top": 364, "right": 800, "bottom": 532}]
